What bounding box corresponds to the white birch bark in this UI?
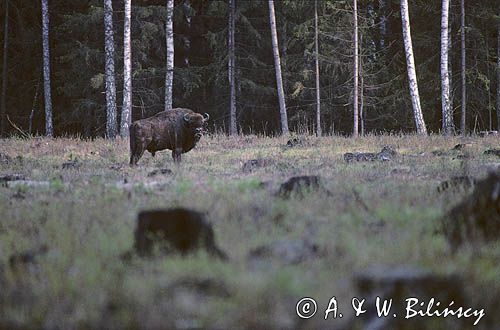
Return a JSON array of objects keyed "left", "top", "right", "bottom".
[
  {"left": 400, "top": 0, "right": 427, "bottom": 135},
  {"left": 164, "top": 0, "right": 174, "bottom": 112},
  {"left": 41, "top": 0, "right": 53, "bottom": 137},
  {"left": 228, "top": 0, "right": 237, "bottom": 135},
  {"left": 104, "top": 0, "right": 117, "bottom": 138},
  {"left": 120, "top": 0, "right": 132, "bottom": 137},
  {"left": 441, "top": 0, "right": 454, "bottom": 134},
  {"left": 268, "top": 0, "right": 289, "bottom": 135}
]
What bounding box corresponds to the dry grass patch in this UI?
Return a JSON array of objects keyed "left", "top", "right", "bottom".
[{"left": 0, "top": 134, "right": 499, "bottom": 329}]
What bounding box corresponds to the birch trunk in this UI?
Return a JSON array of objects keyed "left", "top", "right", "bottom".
[
  {"left": 353, "top": 0, "right": 359, "bottom": 138},
  {"left": 41, "top": 0, "right": 53, "bottom": 137},
  {"left": 228, "top": 0, "right": 237, "bottom": 135},
  {"left": 400, "top": 0, "right": 427, "bottom": 135},
  {"left": 0, "top": 0, "right": 8, "bottom": 135},
  {"left": 460, "top": 0, "right": 466, "bottom": 134},
  {"left": 120, "top": 0, "right": 132, "bottom": 137},
  {"left": 314, "top": 0, "right": 321, "bottom": 137},
  {"left": 164, "top": 0, "right": 174, "bottom": 111},
  {"left": 104, "top": 0, "right": 117, "bottom": 138},
  {"left": 268, "top": 0, "right": 289, "bottom": 135},
  {"left": 441, "top": 0, "right": 454, "bottom": 135}
]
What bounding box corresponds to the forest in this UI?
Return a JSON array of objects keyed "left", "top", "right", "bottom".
[{"left": 0, "top": 0, "right": 499, "bottom": 137}]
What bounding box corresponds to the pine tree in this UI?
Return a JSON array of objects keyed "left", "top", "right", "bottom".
[
  {"left": 41, "top": 0, "right": 53, "bottom": 137},
  {"left": 497, "top": 14, "right": 500, "bottom": 130},
  {"left": 314, "top": 0, "right": 321, "bottom": 136},
  {"left": 228, "top": 0, "right": 237, "bottom": 134},
  {"left": 0, "top": 0, "right": 8, "bottom": 135},
  {"left": 460, "top": 0, "right": 466, "bottom": 134},
  {"left": 353, "top": 0, "right": 359, "bottom": 138},
  {"left": 379, "top": 0, "right": 386, "bottom": 49}
]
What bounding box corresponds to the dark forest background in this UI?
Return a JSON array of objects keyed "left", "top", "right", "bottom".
[{"left": 0, "top": 0, "right": 499, "bottom": 137}]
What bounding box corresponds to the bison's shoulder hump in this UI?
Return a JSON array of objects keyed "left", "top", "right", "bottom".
[{"left": 172, "top": 108, "right": 195, "bottom": 113}]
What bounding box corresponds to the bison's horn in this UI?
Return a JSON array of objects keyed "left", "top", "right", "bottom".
[
  {"left": 203, "top": 113, "right": 210, "bottom": 121},
  {"left": 184, "top": 113, "right": 191, "bottom": 123}
]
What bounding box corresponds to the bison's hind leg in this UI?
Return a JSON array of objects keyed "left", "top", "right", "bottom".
[{"left": 130, "top": 149, "right": 138, "bottom": 167}]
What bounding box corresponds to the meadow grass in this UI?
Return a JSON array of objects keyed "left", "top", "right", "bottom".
[{"left": 0, "top": 134, "right": 499, "bottom": 329}]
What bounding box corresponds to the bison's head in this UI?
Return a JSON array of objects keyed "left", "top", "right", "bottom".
[{"left": 184, "top": 112, "right": 209, "bottom": 141}]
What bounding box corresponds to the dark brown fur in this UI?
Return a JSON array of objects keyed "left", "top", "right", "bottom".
[
  {"left": 129, "top": 108, "right": 209, "bottom": 165},
  {"left": 134, "top": 208, "right": 227, "bottom": 260}
]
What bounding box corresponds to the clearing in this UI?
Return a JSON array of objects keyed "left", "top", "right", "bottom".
[{"left": 0, "top": 134, "right": 499, "bottom": 329}]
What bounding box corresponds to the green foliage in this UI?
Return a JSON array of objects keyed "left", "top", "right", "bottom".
[{"left": 0, "top": 0, "right": 499, "bottom": 136}]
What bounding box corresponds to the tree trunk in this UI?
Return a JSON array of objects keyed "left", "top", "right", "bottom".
[
  {"left": 487, "top": 32, "right": 492, "bottom": 131},
  {"left": 353, "top": 0, "right": 359, "bottom": 138},
  {"left": 460, "top": 0, "right": 466, "bottom": 134},
  {"left": 104, "top": 0, "right": 117, "bottom": 138},
  {"left": 497, "top": 19, "right": 500, "bottom": 131},
  {"left": 0, "top": 0, "right": 8, "bottom": 135},
  {"left": 268, "top": 0, "right": 289, "bottom": 135},
  {"left": 314, "top": 0, "right": 321, "bottom": 137},
  {"left": 29, "top": 78, "right": 40, "bottom": 135},
  {"left": 360, "top": 34, "right": 365, "bottom": 136},
  {"left": 120, "top": 0, "right": 132, "bottom": 137},
  {"left": 448, "top": 4, "right": 453, "bottom": 119},
  {"left": 400, "top": 0, "right": 427, "bottom": 135},
  {"left": 281, "top": 20, "right": 288, "bottom": 92},
  {"left": 228, "top": 0, "right": 237, "bottom": 135},
  {"left": 441, "top": 0, "right": 453, "bottom": 135},
  {"left": 164, "top": 0, "right": 174, "bottom": 112},
  {"left": 181, "top": 0, "right": 192, "bottom": 67},
  {"left": 379, "top": 0, "right": 386, "bottom": 49},
  {"left": 41, "top": 0, "right": 53, "bottom": 137}
]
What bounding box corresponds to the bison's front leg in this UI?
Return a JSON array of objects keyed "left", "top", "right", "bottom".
[
  {"left": 130, "top": 141, "right": 147, "bottom": 166},
  {"left": 172, "top": 148, "right": 182, "bottom": 163},
  {"left": 129, "top": 123, "right": 149, "bottom": 166}
]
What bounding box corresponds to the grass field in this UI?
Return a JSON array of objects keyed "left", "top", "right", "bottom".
[{"left": 0, "top": 134, "right": 499, "bottom": 329}]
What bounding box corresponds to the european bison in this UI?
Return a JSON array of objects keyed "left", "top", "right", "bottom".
[{"left": 129, "top": 108, "right": 209, "bottom": 165}]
